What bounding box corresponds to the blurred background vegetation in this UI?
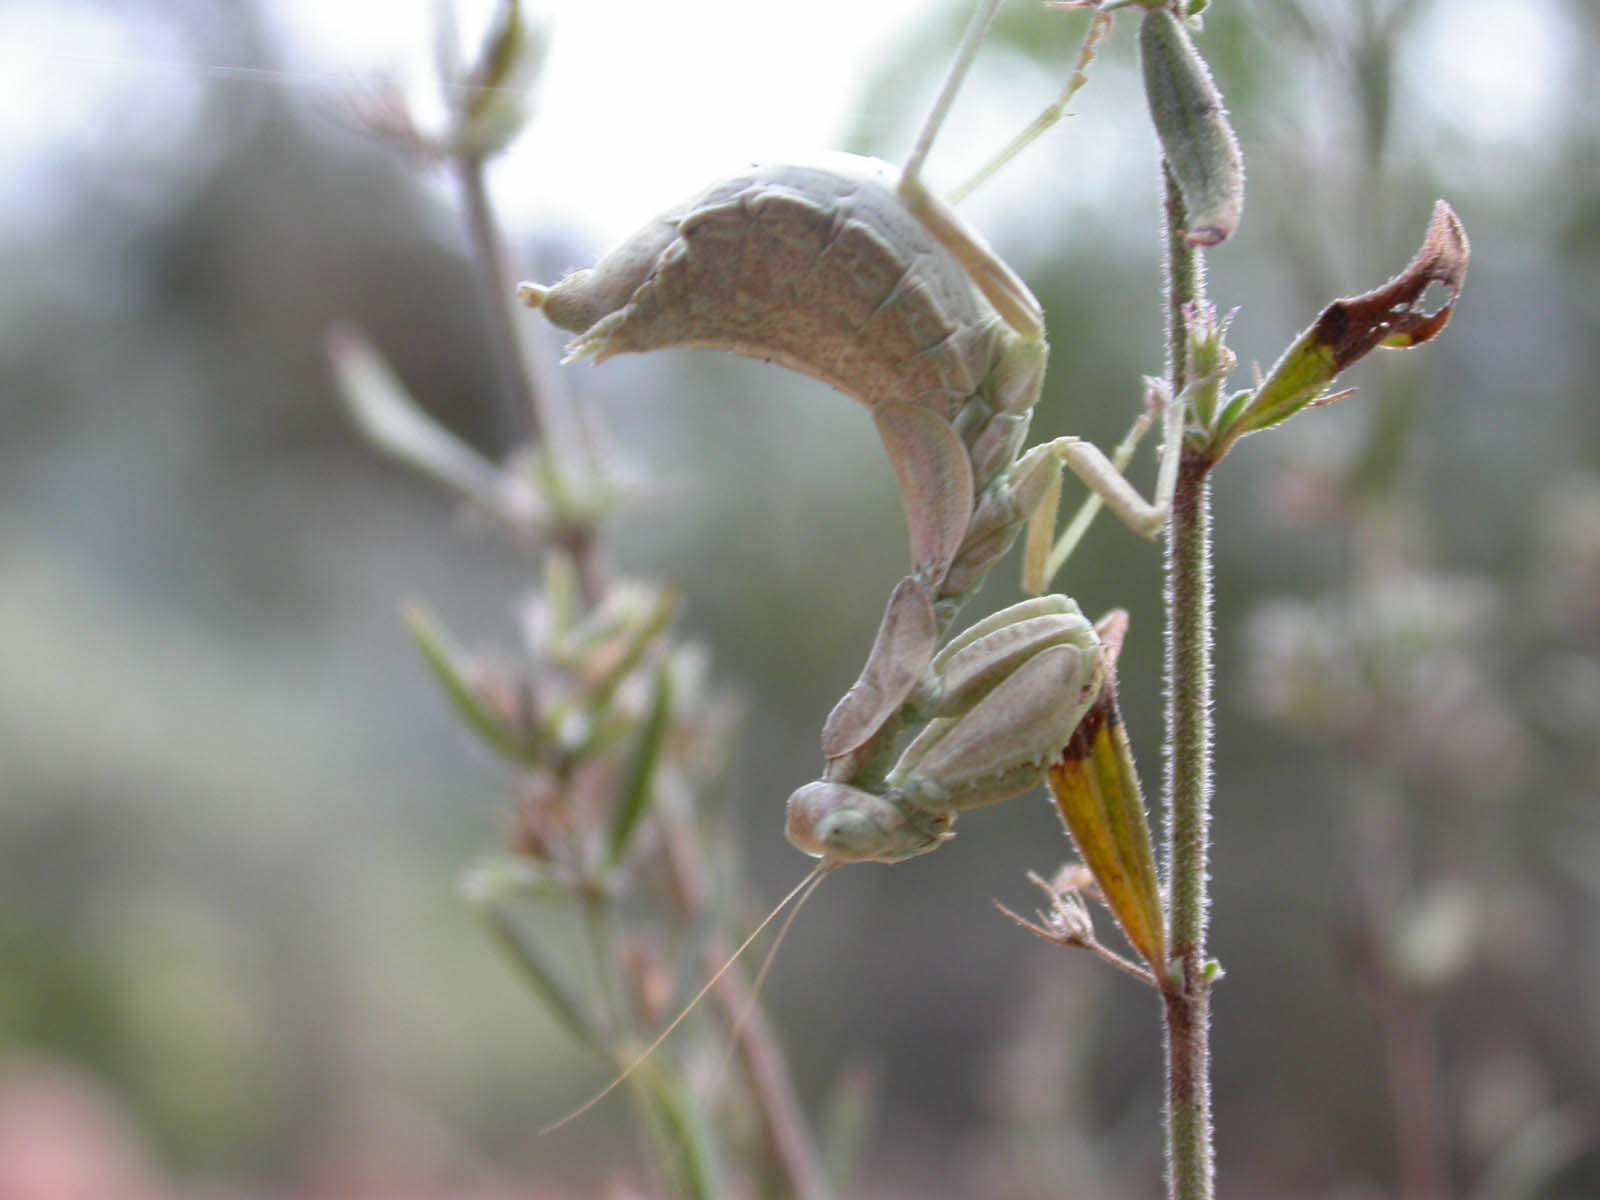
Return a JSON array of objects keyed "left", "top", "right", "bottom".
[{"left": 3, "top": 0, "right": 1598, "bottom": 1196}]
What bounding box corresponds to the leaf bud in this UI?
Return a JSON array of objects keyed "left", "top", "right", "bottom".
[{"left": 1140, "top": 6, "right": 1245, "bottom": 247}]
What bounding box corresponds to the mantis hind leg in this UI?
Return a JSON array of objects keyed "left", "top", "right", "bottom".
[
  {"left": 896, "top": 0, "right": 1045, "bottom": 342},
  {"left": 948, "top": 9, "right": 1115, "bottom": 205}
]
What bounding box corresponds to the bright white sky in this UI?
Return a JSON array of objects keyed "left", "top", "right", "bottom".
[
  {"left": 0, "top": 0, "right": 1580, "bottom": 249},
  {"left": 274, "top": 0, "right": 942, "bottom": 241},
  {"left": 281, "top": 0, "right": 1118, "bottom": 258}
]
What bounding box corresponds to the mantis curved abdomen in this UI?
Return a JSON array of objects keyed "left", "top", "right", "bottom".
[{"left": 525, "top": 153, "right": 1049, "bottom": 614}]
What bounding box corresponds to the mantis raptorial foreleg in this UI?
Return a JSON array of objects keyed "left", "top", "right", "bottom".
[{"left": 898, "top": 0, "right": 1045, "bottom": 342}]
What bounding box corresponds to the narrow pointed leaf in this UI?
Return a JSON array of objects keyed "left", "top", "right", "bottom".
[
  {"left": 455, "top": 0, "right": 550, "bottom": 158},
  {"left": 463, "top": 853, "right": 571, "bottom": 903},
  {"left": 404, "top": 604, "right": 540, "bottom": 765},
  {"left": 326, "top": 324, "right": 519, "bottom": 514},
  {"left": 1218, "top": 202, "right": 1470, "bottom": 457},
  {"left": 1048, "top": 695, "right": 1166, "bottom": 977},
  {"left": 635, "top": 1071, "right": 729, "bottom": 1200},
  {"left": 585, "top": 586, "right": 680, "bottom": 708},
  {"left": 464, "top": 878, "right": 604, "bottom": 1054},
  {"left": 1046, "top": 614, "right": 1166, "bottom": 977},
  {"left": 465, "top": 0, "right": 530, "bottom": 120},
  {"left": 608, "top": 667, "right": 675, "bottom": 866}
]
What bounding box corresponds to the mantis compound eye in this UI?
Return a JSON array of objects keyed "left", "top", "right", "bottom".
[{"left": 785, "top": 781, "right": 946, "bottom": 865}]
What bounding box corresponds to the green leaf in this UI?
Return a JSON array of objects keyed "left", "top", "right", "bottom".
[
  {"left": 608, "top": 667, "right": 675, "bottom": 867},
  {"left": 462, "top": 853, "right": 570, "bottom": 903},
  {"left": 404, "top": 604, "right": 541, "bottom": 766},
  {"left": 542, "top": 550, "right": 580, "bottom": 641},
  {"left": 325, "top": 324, "right": 518, "bottom": 514},
  {"left": 635, "top": 1071, "right": 729, "bottom": 1200},
  {"left": 1208, "top": 388, "right": 1253, "bottom": 447},
  {"left": 1214, "top": 202, "right": 1470, "bottom": 460},
  {"left": 463, "top": 873, "right": 605, "bottom": 1054},
  {"left": 1045, "top": 612, "right": 1167, "bottom": 979},
  {"left": 587, "top": 586, "right": 681, "bottom": 709}
]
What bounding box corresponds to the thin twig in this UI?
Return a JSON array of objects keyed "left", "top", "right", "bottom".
[
  {"left": 454, "top": 153, "right": 554, "bottom": 446},
  {"left": 1346, "top": 779, "right": 1452, "bottom": 1200},
  {"left": 992, "top": 900, "right": 1159, "bottom": 989},
  {"left": 452, "top": 152, "right": 609, "bottom": 598},
  {"left": 1351, "top": 927, "right": 1451, "bottom": 1200}
]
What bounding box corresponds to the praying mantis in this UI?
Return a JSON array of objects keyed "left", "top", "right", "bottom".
[{"left": 519, "top": 0, "right": 1182, "bottom": 868}]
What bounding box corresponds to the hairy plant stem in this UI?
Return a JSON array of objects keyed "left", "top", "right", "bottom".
[
  {"left": 1163, "top": 451, "right": 1215, "bottom": 1200},
  {"left": 1161, "top": 164, "right": 1216, "bottom": 1200},
  {"left": 1162, "top": 162, "right": 1200, "bottom": 396}
]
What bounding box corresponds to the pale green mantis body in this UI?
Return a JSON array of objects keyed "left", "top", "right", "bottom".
[{"left": 520, "top": 0, "right": 1180, "bottom": 867}]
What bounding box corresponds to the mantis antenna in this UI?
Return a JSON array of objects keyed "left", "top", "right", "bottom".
[
  {"left": 540, "top": 863, "right": 830, "bottom": 1136},
  {"left": 704, "top": 862, "right": 832, "bottom": 1102},
  {"left": 901, "top": 0, "right": 1005, "bottom": 187}
]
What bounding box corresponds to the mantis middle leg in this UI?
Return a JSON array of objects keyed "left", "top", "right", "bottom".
[{"left": 893, "top": 0, "right": 1180, "bottom": 599}]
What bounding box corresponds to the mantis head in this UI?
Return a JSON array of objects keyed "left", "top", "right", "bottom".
[{"left": 785, "top": 781, "right": 951, "bottom": 866}]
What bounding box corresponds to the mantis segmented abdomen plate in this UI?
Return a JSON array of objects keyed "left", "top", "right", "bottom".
[{"left": 555, "top": 155, "right": 1007, "bottom": 423}]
